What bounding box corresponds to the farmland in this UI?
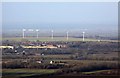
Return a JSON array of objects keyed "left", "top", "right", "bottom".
[{"left": 1, "top": 37, "right": 119, "bottom": 78}]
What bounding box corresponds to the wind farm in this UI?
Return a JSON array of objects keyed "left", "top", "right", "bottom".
[
  {"left": 2, "top": 28, "right": 117, "bottom": 42},
  {"left": 1, "top": 2, "right": 119, "bottom": 78}
]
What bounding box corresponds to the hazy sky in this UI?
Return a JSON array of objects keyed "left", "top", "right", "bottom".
[{"left": 2, "top": 2, "right": 118, "bottom": 33}]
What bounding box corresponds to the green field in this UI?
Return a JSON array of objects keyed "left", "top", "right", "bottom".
[
  {"left": 2, "top": 37, "right": 118, "bottom": 42},
  {"left": 2, "top": 69, "right": 58, "bottom": 78},
  {"left": 2, "top": 68, "right": 118, "bottom": 78}
]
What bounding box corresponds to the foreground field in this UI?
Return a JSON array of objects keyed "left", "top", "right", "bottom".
[
  {"left": 2, "top": 69, "right": 58, "bottom": 78},
  {"left": 2, "top": 68, "right": 119, "bottom": 78}
]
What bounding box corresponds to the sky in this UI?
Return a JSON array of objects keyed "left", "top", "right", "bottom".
[{"left": 2, "top": 2, "right": 118, "bottom": 35}]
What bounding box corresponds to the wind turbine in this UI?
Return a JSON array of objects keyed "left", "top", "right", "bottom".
[
  {"left": 80, "top": 29, "right": 87, "bottom": 41},
  {"left": 36, "top": 29, "right": 39, "bottom": 38},
  {"left": 28, "top": 29, "right": 34, "bottom": 32},
  {"left": 66, "top": 31, "right": 69, "bottom": 40},
  {"left": 82, "top": 31, "right": 85, "bottom": 41},
  {"left": 22, "top": 29, "right": 26, "bottom": 38},
  {"left": 28, "top": 29, "right": 34, "bottom": 37},
  {"left": 51, "top": 30, "right": 54, "bottom": 39}
]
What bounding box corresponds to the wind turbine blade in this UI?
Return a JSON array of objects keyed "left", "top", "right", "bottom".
[{"left": 28, "top": 29, "right": 34, "bottom": 31}]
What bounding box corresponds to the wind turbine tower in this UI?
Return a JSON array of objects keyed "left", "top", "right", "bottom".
[
  {"left": 51, "top": 30, "right": 54, "bottom": 39},
  {"left": 22, "top": 29, "right": 26, "bottom": 38},
  {"left": 82, "top": 31, "right": 85, "bottom": 41},
  {"left": 36, "top": 29, "right": 39, "bottom": 38},
  {"left": 66, "top": 31, "right": 69, "bottom": 40}
]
